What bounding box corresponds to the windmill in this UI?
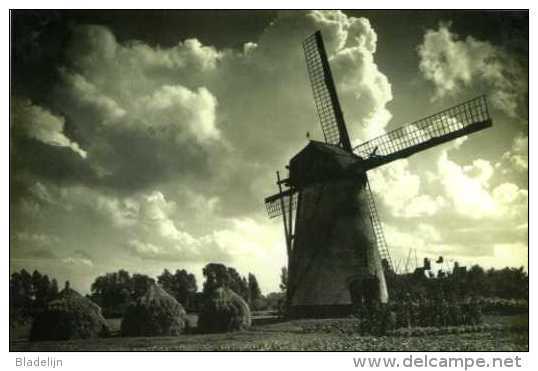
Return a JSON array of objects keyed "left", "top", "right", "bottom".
[{"left": 264, "top": 31, "right": 492, "bottom": 318}]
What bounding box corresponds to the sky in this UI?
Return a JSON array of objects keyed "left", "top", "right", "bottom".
[{"left": 10, "top": 10, "right": 528, "bottom": 295}]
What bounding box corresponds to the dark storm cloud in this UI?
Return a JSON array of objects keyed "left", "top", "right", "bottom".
[{"left": 10, "top": 231, "right": 60, "bottom": 260}]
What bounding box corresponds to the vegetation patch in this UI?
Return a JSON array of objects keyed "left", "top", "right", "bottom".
[
  {"left": 121, "top": 284, "right": 187, "bottom": 337},
  {"left": 30, "top": 283, "right": 110, "bottom": 341}
]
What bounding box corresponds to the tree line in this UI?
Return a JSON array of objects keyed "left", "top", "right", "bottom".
[
  {"left": 11, "top": 262, "right": 527, "bottom": 322},
  {"left": 10, "top": 263, "right": 282, "bottom": 321},
  {"left": 387, "top": 264, "right": 528, "bottom": 302}
]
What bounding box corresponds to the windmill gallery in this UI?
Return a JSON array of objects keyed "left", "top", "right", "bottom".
[{"left": 264, "top": 31, "right": 492, "bottom": 318}]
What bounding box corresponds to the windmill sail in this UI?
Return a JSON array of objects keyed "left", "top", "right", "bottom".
[
  {"left": 303, "top": 31, "right": 352, "bottom": 151},
  {"left": 264, "top": 189, "right": 298, "bottom": 218},
  {"left": 355, "top": 95, "right": 492, "bottom": 170},
  {"left": 365, "top": 178, "right": 393, "bottom": 272}
]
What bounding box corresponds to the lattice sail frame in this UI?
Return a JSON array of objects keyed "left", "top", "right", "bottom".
[
  {"left": 365, "top": 178, "right": 393, "bottom": 271},
  {"left": 354, "top": 95, "right": 491, "bottom": 162},
  {"left": 303, "top": 31, "right": 352, "bottom": 151},
  {"left": 265, "top": 189, "right": 298, "bottom": 219}
]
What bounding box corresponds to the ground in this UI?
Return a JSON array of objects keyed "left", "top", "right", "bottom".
[{"left": 10, "top": 313, "right": 528, "bottom": 351}]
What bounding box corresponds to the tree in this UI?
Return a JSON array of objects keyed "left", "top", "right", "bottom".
[
  {"left": 202, "top": 263, "right": 249, "bottom": 302},
  {"left": 228, "top": 267, "right": 249, "bottom": 302},
  {"left": 173, "top": 269, "right": 197, "bottom": 308},
  {"left": 10, "top": 269, "right": 59, "bottom": 321},
  {"left": 32, "top": 270, "right": 52, "bottom": 310},
  {"left": 131, "top": 273, "right": 155, "bottom": 299},
  {"left": 202, "top": 263, "right": 230, "bottom": 293},
  {"left": 265, "top": 292, "right": 285, "bottom": 311},
  {"left": 157, "top": 269, "right": 197, "bottom": 309},
  {"left": 466, "top": 265, "right": 487, "bottom": 297},
  {"left": 157, "top": 269, "right": 174, "bottom": 293},
  {"left": 49, "top": 279, "right": 59, "bottom": 299},
  {"left": 89, "top": 269, "right": 152, "bottom": 317},
  {"left": 248, "top": 273, "right": 261, "bottom": 304},
  {"left": 279, "top": 267, "right": 288, "bottom": 292}
]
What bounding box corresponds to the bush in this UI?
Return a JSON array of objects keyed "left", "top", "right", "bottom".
[
  {"left": 121, "top": 284, "right": 187, "bottom": 337},
  {"left": 197, "top": 287, "right": 251, "bottom": 333},
  {"left": 30, "top": 286, "right": 110, "bottom": 341}
]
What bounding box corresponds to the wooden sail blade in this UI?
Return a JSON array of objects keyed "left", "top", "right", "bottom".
[
  {"left": 264, "top": 189, "right": 298, "bottom": 218},
  {"left": 303, "top": 31, "right": 352, "bottom": 151},
  {"left": 365, "top": 177, "right": 394, "bottom": 272},
  {"left": 355, "top": 95, "right": 492, "bottom": 171}
]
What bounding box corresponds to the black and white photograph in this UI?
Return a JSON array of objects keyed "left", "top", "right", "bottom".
[{"left": 8, "top": 8, "right": 529, "bottom": 357}]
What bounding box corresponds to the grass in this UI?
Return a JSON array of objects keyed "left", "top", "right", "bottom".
[{"left": 10, "top": 313, "right": 528, "bottom": 352}]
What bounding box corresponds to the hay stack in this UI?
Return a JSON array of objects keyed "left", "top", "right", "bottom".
[
  {"left": 30, "top": 282, "right": 110, "bottom": 341},
  {"left": 120, "top": 283, "right": 187, "bottom": 337},
  {"left": 197, "top": 287, "right": 251, "bottom": 333}
]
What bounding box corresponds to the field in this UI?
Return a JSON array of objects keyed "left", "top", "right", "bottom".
[{"left": 10, "top": 313, "right": 528, "bottom": 351}]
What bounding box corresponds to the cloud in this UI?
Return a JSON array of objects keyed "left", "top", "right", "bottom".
[
  {"left": 370, "top": 159, "right": 446, "bottom": 218},
  {"left": 435, "top": 147, "right": 527, "bottom": 220},
  {"left": 11, "top": 97, "right": 87, "bottom": 158},
  {"left": 500, "top": 134, "right": 528, "bottom": 172},
  {"left": 117, "top": 191, "right": 228, "bottom": 262},
  {"left": 310, "top": 11, "right": 393, "bottom": 140},
  {"left": 60, "top": 71, "right": 127, "bottom": 122},
  {"left": 10, "top": 231, "right": 60, "bottom": 261},
  {"left": 41, "top": 24, "right": 228, "bottom": 194},
  {"left": 13, "top": 11, "right": 393, "bottom": 216},
  {"left": 62, "top": 257, "right": 94, "bottom": 268},
  {"left": 140, "top": 85, "right": 220, "bottom": 142},
  {"left": 11, "top": 231, "right": 59, "bottom": 246},
  {"left": 384, "top": 221, "right": 527, "bottom": 273},
  {"left": 418, "top": 23, "right": 527, "bottom": 118}
]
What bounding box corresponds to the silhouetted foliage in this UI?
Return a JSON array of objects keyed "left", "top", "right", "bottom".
[
  {"left": 202, "top": 263, "right": 250, "bottom": 303},
  {"left": 228, "top": 267, "right": 250, "bottom": 302},
  {"left": 157, "top": 268, "right": 197, "bottom": 310},
  {"left": 89, "top": 270, "right": 155, "bottom": 318},
  {"left": 279, "top": 266, "right": 288, "bottom": 292},
  {"left": 248, "top": 272, "right": 263, "bottom": 309},
  {"left": 386, "top": 264, "right": 528, "bottom": 304},
  {"left": 10, "top": 269, "right": 59, "bottom": 322}
]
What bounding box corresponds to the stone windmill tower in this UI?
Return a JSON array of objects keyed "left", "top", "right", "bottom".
[{"left": 264, "top": 31, "right": 492, "bottom": 318}]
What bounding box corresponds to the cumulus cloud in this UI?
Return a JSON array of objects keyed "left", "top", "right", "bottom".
[
  {"left": 309, "top": 11, "right": 393, "bottom": 140},
  {"left": 140, "top": 85, "right": 220, "bottom": 142},
  {"left": 418, "top": 23, "right": 527, "bottom": 118},
  {"left": 126, "top": 191, "right": 217, "bottom": 260},
  {"left": 12, "top": 11, "right": 393, "bottom": 212},
  {"left": 435, "top": 148, "right": 527, "bottom": 220},
  {"left": 500, "top": 134, "right": 528, "bottom": 172},
  {"left": 42, "top": 24, "right": 228, "bottom": 194},
  {"left": 11, "top": 98, "right": 87, "bottom": 158},
  {"left": 370, "top": 159, "right": 446, "bottom": 218}
]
